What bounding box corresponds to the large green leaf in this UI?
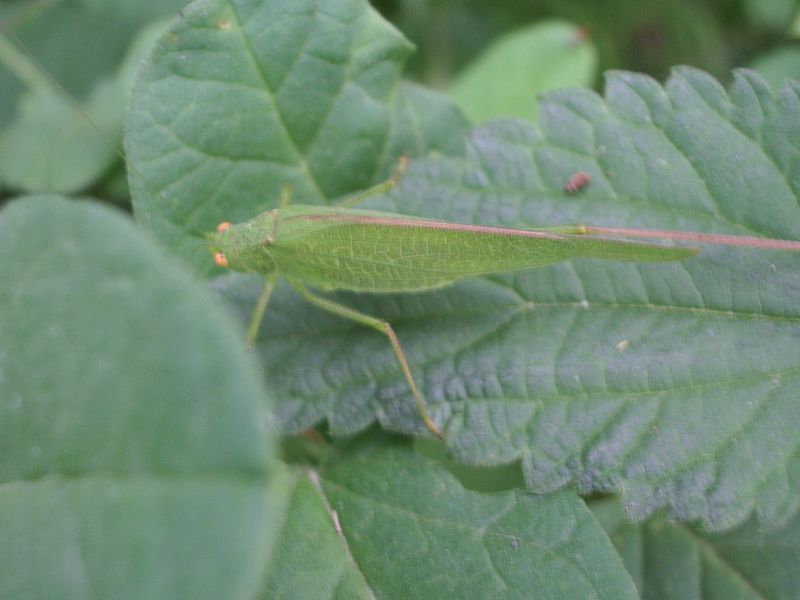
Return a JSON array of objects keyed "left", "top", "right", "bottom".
[
  {"left": 450, "top": 20, "right": 597, "bottom": 124},
  {"left": 0, "top": 196, "right": 282, "bottom": 599},
  {"left": 218, "top": 67, "right": 800, "bottom": 531},
  {"left": 263, "top": 436, "right": 637, "bottom": 599},
  {"left": 592, "top": 497, "right": 800, "bottom": 599},
  {"left": 126, "top": 0, "right": 469, "bottom": 274}
]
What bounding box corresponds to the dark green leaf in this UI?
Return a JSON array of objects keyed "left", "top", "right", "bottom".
[
  {"left": 263, "top": 437, "right": 637, "bottom": 599},
  {"left": 0, "top": 195, "right": 282, "bottom": 599},
  {"left": 227, "top": 67, "right": 800, "bottom": 531},
  {"left": 592, "top": 497, "right": 800, "bottom": 600}
]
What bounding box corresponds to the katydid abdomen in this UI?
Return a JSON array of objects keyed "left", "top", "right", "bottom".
[{"left": 211, "top": 204, "right": 697, "bottom": 292}]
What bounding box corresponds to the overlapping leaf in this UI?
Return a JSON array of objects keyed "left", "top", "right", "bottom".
[
  {"left": 0, "top": 196, "right": 282, "bottom": 599},
  {"left": 262, "top": 437, "right": 638, "bottom": 599}
]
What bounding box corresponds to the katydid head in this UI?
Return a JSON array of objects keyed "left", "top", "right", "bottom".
[
  {"left": 211, "top": 222, "right": 230, "bottom": 266},
  {"left": 208, "top": 221, "right": 238, "bottom": 270},
  {"left": 207, "top": 210, "right": 279, "bottom": 275}
]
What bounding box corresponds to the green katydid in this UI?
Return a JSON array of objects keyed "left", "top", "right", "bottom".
[
  {"left": 208, "top": 177, "right": 800, "bottom": 439},
  {"left": 206, "top": 179, "right": 702, "bottom": 439}
]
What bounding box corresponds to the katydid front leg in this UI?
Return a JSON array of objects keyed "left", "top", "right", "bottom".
[
  {"left": 290, "top": 283, "right": 443, "bottom": 439},
  {"left": 336, "top": 156, "right": 408, "bottom": 208},
  {"left": 246, "top": 277, "right": 276, "bottom": 347}
]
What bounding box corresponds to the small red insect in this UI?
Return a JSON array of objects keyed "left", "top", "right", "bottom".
[{"left": 563, "top": 171, "right": 591, "bottom": 193}]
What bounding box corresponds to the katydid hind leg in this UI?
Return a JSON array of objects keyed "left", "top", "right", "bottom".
[{"left": 290, "top": 283, "right": 443, "bottom": 439}]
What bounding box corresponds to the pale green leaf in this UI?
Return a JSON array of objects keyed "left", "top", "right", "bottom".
[
  {"left": 123, "top": 0, "right": 800, "bottom": 532},
  {"left": 450, "top": 20, "right": 597, "bottom": 124},
  {"left": 746, "top": 46, "right": 800, "bottom": 91},
  {"left": 743, "top": 0, "right": 800, "bottom": 30}
]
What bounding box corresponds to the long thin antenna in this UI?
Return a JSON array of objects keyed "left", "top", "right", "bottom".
[{"left": 582, "top": 225, "right": 800, "bottom": 252}]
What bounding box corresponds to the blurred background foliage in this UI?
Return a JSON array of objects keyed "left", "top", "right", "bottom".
[
  {"left": 1, "top": 0, "right": 800, "bottom": 202},
  {"left": 374, "top": 0, "right": 800, "bottom": 86}
]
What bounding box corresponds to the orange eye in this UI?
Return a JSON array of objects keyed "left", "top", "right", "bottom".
[
  {"left": 214, "top": 252, "right": 229, "bottom": 267},
  {"left": 216, "top": 221, "right": 231, "bottom": 233}
]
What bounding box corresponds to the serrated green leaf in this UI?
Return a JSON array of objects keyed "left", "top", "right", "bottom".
[
  {"left": 126, "top": 0, "right": 469, "bottom": 275},
  {"left": 218, "top": 67, "right": 800, "bottom": 531},
  {"left": 263, "top": 437, "right": 637, "bottom": 599},
  {"left": 450, "top": 20, "right": 597, "bottom": 124},
  {"left": 592, "top": 497, "right": 800, "bottom": 600},
  {"left": 0, "top": 195, "right": 283, "bottom": 599}
]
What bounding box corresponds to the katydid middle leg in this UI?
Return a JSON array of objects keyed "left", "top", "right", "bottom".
[
  {"left": 336, "top": 155, "right": 410, "bottom": 208},
  {"left": 336, "top": 179, "right": 397, "bottom": 208},
  {"left": 290, "top": 282, "right": 443, "bottom": 439}
]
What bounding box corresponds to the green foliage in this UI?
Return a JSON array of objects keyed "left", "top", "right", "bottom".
[
  {"left": 3, "top": 0, "right": 800, "bottom": 596},
  {"left": 592, "top": 498, "right": 800, "bottom": 599},
  {"left": 742, "top": 0, "right": 800, "bottom": 30},
  {"left": 0, "top": 195, "right": 281, "bottom": 598},
  {"left": 0, "top": 1, "right": 183, "bottom": 194},
  {"left": 747, "top": 45, "right": 800, "bottom": 90},
  {"left": 265, "top": 435, "right": 638, "bottom": 599},
  {"left": 374, "top": 0, "right": 731, "bottom": 82},
  {"left": 449, "top": 21, "right": 597, "bottom": 123}
]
